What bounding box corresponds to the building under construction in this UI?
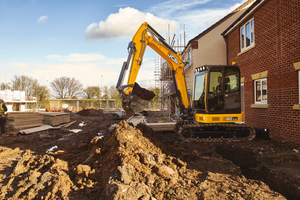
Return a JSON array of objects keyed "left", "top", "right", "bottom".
[
  {"left": 154, "top": 25, "right": 186, "bottom": 121},
  {"left": 0, "top": 90, "right": 36, "bottom": 112}
]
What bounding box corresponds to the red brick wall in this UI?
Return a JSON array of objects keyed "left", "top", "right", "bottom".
[{"left": 227, "top": 0, "right": 300, "bottom": 143}]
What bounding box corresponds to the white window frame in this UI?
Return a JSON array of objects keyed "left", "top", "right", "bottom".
[
  {"left": 240, "top": 18, "right": 255, "bottom": 52},
  {"left": 254, "top": 78, "right": 267, "bottom": 104}
]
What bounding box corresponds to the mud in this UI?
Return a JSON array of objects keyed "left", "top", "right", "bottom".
[
  {"left": 132, "top": 82, "right": 155, "bottom": 101},
  {"left": 0, "top": 110, "right": 299, "bottom": 199}
]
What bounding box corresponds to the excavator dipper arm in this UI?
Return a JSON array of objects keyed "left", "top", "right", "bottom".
[{"left": 117, "top": 22, "right": 191, "bottom": 117}]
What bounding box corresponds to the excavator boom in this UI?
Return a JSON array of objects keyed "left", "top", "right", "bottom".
[{"left": 117, "top": 22, "right": 191, "bottom": 116}]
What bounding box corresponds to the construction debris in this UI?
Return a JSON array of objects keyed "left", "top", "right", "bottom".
[
  {"left": 42, "top": 112, "right": 71, "bottom": 126},
  {"left": 6, "top": 112, "right": 44, "bottom": 135},
  {"left": 19, "top": 125, "right": 53, "bottom": 135},
  {"left": 4, "top": 112, "right": 74, "bottom": 135},
  {"left": 146, "top": 122, "right": 176, "bottom": 132},
  {"left": 126, "top": 115, "right": 147, "bottom": 126}
]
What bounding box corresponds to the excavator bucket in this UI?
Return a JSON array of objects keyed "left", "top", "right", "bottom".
[{"left": 119, "top": 83, "right": 155, "bottom": 116}]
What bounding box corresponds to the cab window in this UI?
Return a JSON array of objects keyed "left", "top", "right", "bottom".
[{"left": 193, "top": 74, "right": 206, "bottom": 110}]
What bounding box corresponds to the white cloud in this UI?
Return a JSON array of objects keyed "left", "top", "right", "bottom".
[
  {"left": 228, "top": 0, "right": 250, "bottom": 12},
  {"left": 46, "top": 55, "right": 63, "bottom": 60},
  {"left": 148, "top": 0, "right": 250, "bottom": 41},
  {"left": 148, "top": 0, "right": 213, "bottom": 19},
  {"left": 11, "top": 54, "right": 154, "bottom": 93},
  {"left": 85, "top": 7, "right": 180, "bottom": 40},
  {"left": 37, "top": 16, "right": 48, "bottom": 23},
  {"left": 47, "top": 53, "right": 105, "bottom": 62},
  {"left": 176, "top": 9, "right": 230, "bottom": 38},
  {"left": 9, "top": 63, "right": 29, "bottom": 69},
  {"left": 21, "top": 58, "right": 155, "bottom": 89}
]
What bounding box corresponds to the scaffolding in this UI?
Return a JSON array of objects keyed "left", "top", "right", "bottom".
[
  {"left": 153, "top": 25, "right": 186, "bottom": 122},
  {"left": 154, "top": 57, "right": 160, "bottom": 88},
  {"left": 159, "top": 59, "right": 177, "bottom": 121}
]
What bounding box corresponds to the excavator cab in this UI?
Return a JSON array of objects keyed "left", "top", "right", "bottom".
[
  {"left": 193, "top": 65, "right": 243, "bottom": 123},
  {"left": 174, "top": 65, "right": 256, "bottom": 141}
]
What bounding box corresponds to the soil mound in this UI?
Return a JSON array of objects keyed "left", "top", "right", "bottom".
[
  {"left": 77, "top": 109, "right": 101, "bottom": 116},
  {"left": 77, "top": 109, "right": 111, "bottom": 118},
  {"left": 0, "top": 148, "right": 74, "bottom": 199},
  {"left": 0, "top": 120, "right": 289, "bottom": 199},
  {"left": 96, "top": 121, "right": 286, "bottom": 200}
]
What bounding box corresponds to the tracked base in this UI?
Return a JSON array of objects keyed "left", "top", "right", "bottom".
[{"left": 175, "top": 121, "right": 256, "bottom": 142}]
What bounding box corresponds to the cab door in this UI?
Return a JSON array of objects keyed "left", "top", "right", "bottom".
[
  {"left": 223, "top": 67, "right": 241, "bottom": 114},
  {"left": 207, "top": 66, "right": 241, "bottom": 114}
]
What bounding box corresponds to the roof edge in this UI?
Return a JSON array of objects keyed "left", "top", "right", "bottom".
[
  {"left": 182, "top": 0, "right": 256, "bottom": 53},
  {"left": 221, "top": 0, "right": 267, "bottom": 36}
]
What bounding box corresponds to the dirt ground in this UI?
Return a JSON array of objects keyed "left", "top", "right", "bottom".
[{"left": 0, "top": 109, "right": 299, "bottom": 200}]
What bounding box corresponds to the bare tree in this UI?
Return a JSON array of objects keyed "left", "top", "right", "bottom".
[
  {"left": 0, "top": 82, "right": 11, "bottom": 90},
  {"left": 102, "top": 85, "right": 109, "bottom": 108},
  {"left": 95, "top": 86, "right": 102, "bottom": 108},
  {"left": 150, "top": 87, "right": 160, "bottom": 109},
  {"left": 11, "top": 75, "right": 37, "bottom": 96},
  {"left": 34, "top": 85, "right": 50, "bottom": 106},
  {"left": 50, "top": 77, "right": 82, "bottom": 99},
  {"left": 109, "top": 85, "right": 119, "bottom": 99},
  {"left": 10, "top": 75, "right": 50, "bottom": 107},
  {"left": 67, "top": 78, "right": 83, "bottom": 98},
  {"left": 84, "top": 86, "right": 101, "bottom": 107},
  {"left": 109, "top": 85, "right": 121, "bottom": 108}
]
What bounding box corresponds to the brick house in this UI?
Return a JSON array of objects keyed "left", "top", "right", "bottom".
[
  {"left": 221, "top": 0, "right": 300, "bottom": 143},
  {"left": 182, "top": 0, "right": 255, "bottom": 95}
]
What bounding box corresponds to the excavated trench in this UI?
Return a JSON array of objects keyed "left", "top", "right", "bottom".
[{"left": 216, "top": 142, "right": 300, "bottom": 200}]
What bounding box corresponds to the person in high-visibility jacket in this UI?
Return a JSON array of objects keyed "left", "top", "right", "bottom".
[{"left": 0, "top": 98, "right": 8, "bottom": 136}]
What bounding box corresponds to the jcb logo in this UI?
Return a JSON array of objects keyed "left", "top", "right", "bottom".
[{"left": 168, "top": 53, "right": 178, "bottom": 64}]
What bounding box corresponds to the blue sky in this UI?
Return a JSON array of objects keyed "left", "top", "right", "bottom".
[{"left": 0, "top": 0, "right": 247, "bottom": 91}]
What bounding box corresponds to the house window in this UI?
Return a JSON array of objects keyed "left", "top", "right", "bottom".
[
  {"left": 240, "top": 18, "right": 255, "bottom": 51},
  {"left": 254, "top": 78, "right": 267, "bottom": 104}
]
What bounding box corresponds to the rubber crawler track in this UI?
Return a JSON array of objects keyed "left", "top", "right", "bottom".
[{"left": 175, "top": 121, "right": 256, "bottom": 143}]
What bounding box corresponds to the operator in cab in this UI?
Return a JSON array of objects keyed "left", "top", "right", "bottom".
[{"left": 216, "top": 76, "right": 230, "bottom": 94}]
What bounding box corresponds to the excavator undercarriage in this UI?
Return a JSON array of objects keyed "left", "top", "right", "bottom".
[{"left": 175, "top": 121, "right": 256, "bottom": 142}]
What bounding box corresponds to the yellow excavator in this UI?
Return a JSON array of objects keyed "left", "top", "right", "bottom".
[{"left": 116, "top": 22, "right": 256, "bottom": 142}]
